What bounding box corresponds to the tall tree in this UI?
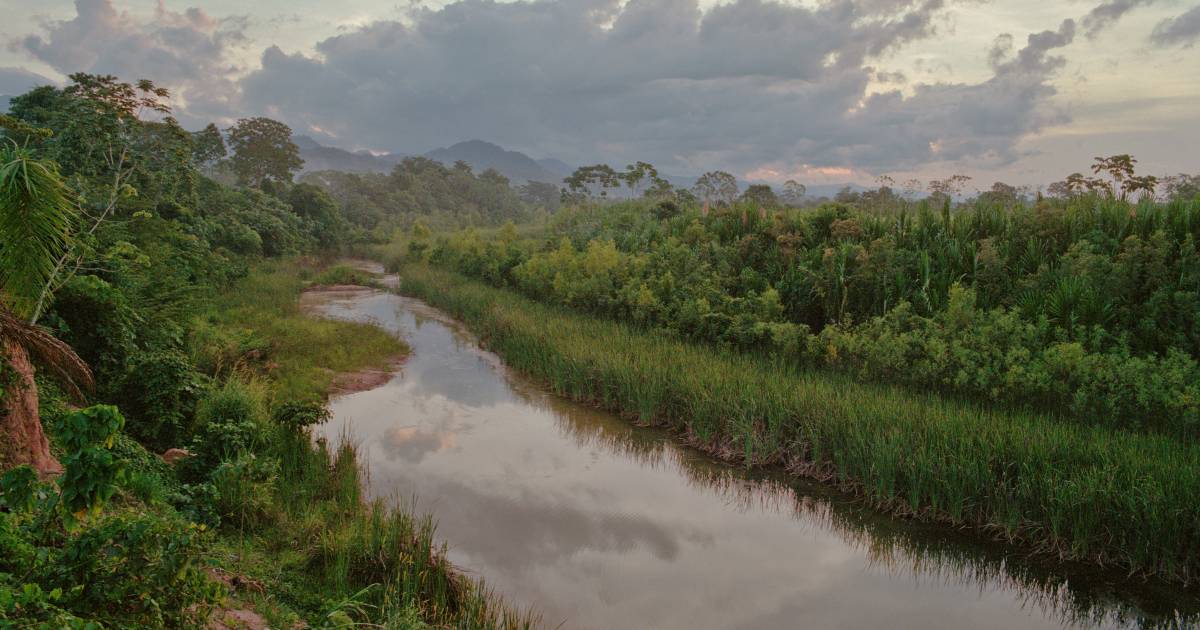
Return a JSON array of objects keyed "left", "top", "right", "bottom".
[
  {"left": 192, "top": 122, "right": 227, "bottom": 167},
  {"left": 227, "top": 117, "right": 304, "bottom": 189},
  {"left": 0, "top": 143, "right": 93, "bottom": 475},
  {"left": 644, "top": 176, "right": 673, "bottom": 199},
  {"left": 1161, "top": 173, "right": 1200, "bottom": 201},
  {"left": 692, "top": 171, "right": 738, "bottom": 205},
  {"left": 781, "top": 179, "right": 806, "bottom": 206},
  {"left": 6, "top": 74, "right": 181, "bottom": 324},
  {"left": 518, "top": 180, "right": 561, "bottom": 211},
  {"left": 287, "top": 182, "right": 346, "bottom": 249},
  {"left": 621, "top": 161, "right": 658, "bottom": 196},
  {"left": 740, "top": 184, "right": 779, "bottom": 207},
  {"left": 564, "top": 164, "right": 620, "bottom": 200},
  {"left": 927, "top": 174, "right": 972, "bottom": 205}
]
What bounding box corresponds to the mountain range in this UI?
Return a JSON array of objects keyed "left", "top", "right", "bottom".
[
  {"left": 296, "top": 137, "right": 571, "bottom": 184},
  {"left": 425, "top": 140, "right": 570, "bottom": 183},
  {"left": 293, "top": 136, "right": 407, "bottom": 174},
  {"left": 290, "top": 136, "right": 862, "bottom": 199}
]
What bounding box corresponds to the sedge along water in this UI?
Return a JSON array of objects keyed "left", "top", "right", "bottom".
[{"left": 306, "top": 276, "right": 1196, "bottom": 630}]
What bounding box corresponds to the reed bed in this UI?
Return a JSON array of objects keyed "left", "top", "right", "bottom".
[{"left": 396, "top": 262, "right": 1200, "bottom": 585}]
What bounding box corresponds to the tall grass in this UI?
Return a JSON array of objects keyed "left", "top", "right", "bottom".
[
  {"left": 396, "top": 263, "right": 1200, "bottom": 584},
  {"left": 264, "top": 432, "right": 538, "bottom": 628},
  {"left": 192, "top": 258, "right": 405, "bottom": 400}
]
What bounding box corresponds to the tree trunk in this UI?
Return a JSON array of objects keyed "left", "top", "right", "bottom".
[{"left": 1, "top": 337, "right": 62, "bottom": 477}]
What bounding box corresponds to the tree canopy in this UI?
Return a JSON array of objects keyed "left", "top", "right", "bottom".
[{"left": 227, "top": 117, "right": 304, "bottom": 188}]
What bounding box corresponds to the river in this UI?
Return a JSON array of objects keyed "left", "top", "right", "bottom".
[{"left": 306, "top": 278, "right": 1195, "bottom": 630}]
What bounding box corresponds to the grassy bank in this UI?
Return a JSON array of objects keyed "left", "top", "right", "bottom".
[
  {"left": 193, "top": 260, "right": 537, "bottom": 627},
  {"left": 394, "top": 262, "right": 1200, "bottom": 584},
  {"left": 191, "top": 260, "right": 402, "bottom": 400}
]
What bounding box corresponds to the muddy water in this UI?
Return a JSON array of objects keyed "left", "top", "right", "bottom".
[{"left": 308, "top": 284, "right": 1195, "bottom": 630}]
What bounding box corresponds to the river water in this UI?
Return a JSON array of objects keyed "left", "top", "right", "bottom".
[{"left": 307, "top": 282, "right": 1195, "bottom": 630}]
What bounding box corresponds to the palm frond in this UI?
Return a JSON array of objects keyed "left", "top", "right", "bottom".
[
  {"left": 0, "top": 305, "right": 92, "bottom": 401},
  {"left": 0, "top": 145, "right": 77, "bottom": 319}
]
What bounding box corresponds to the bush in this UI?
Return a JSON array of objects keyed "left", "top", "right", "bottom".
[
  {"left": 0, "top": 414, "right": 217, "bottom": 628},
  {"left": 273, "top": 400, "right": 332, "bottom": 431},
  {"left": 43, "top": 275, "right": 137, "bottom": 390},
  {"left": 210, "top": 453, "right": 279, "bottom": 530},
  {"left": 188, "top": 379, "right": 269, "bottom": 471},
  {"left": 52, "top": 406, "right": 127, "bottom": 523},
  {"left": 115, "top": 350, "right": 207, "bottom": 450}
]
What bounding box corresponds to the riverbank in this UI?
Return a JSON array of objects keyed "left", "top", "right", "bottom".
[
  {"left": 392, "top": 262, "right": 1200, "bottom": 586},
  {"left": 189, "top": 260, "right": 538, "bottom": 627}
]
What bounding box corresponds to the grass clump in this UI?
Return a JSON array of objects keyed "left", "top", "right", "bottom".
[
  {"left": 395, "top": 262, "right": 1200, "bottom": 584},
  {"left": 311, "top": 263, "right": 374, "bottom": 287}
]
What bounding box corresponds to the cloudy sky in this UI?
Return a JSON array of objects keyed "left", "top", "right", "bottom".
[{"left": 1, "top": 0, "right": 1197, "bottom": 187}]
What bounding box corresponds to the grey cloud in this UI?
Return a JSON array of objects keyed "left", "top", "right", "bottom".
[
  {"left": 237, "top": 0, "right": 1063, "bottom": 174},
  {"left": 846, "top": 20, "right": 1075, "bottom": 166},
  {"left": 14, "top": 0, "right": 1081, "bottom": 177},
  {"left": 1080, "top": 0, "right": 1154, "bottom": 39},
  {"left": 17, "top": 0, "right": 245, "bottom": 123},
  {"left": 1149, "top": 5, "right": 1200, "bottom": 47}
]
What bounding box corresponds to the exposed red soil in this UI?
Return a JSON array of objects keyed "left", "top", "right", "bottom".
[{"left": 329, "top": 356, "right": 407, "bottom": 395}]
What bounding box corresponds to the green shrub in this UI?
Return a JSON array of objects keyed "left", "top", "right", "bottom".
[
  {"left": 115, "top": 350, "right": 208, "bottom": 450},
  {"left": 42, "top": 275, "right": 138, "bottom": 391},
  {"left": 44, "top": 512, "right": 216, "bottom": 627},
  {"left": 210, "top": 453, "right": 279, "bottom": 530},
  {"left": 188, "top": 379, "right": 269, "bottom": 470},
  {"left": 273, "top": 399, "right": 332, "bottom": 431},
  {"left": 0, "top": 465, "right": 42, "bottom": 513},
  {"left": 52, "top": 406, "right": 127, "bottom": 523},
  {"left": 0, "top": 429, "right": 217, "bottom": 628},
  {"left": 110, "top": 434, "right": 179, "bottom": 504}
]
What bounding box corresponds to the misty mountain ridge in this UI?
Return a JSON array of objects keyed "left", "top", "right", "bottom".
[
  {"left": 296, "top": 136, "right": 570, "bottom": 184},
  {"left": 295, "top": 135, "right": 407, "bottom": 174},
  {"left": 294, "top": 135, "right": 864, "bottom": 197},
  {"left": 424, "top": 140, "right": 567, "bottom": 183}
]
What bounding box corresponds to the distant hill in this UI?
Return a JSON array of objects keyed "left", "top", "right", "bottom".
[
  {"left": 295, "top": 135, "right": 405, "bottom": 174},
  {"left": 424, "top": 140, "right": 565, "bottom": 184},
  {"left": 536, "top": 158, "right": 573, "bottom": 180},
  {"left": 292, "top": 135, "right": 865, "bottom": 199}
]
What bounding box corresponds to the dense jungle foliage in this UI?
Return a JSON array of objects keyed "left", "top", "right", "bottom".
[
  {"left": 301, "top": 158, "right": 539, "bottom": 237},
  {"left": 407, "top": 189, "right": 1200, "bottom": 438},
  {"left": 0, "top": 75, "right": 532, "bottom": 628}
]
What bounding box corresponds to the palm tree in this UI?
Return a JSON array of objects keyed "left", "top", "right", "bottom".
[{"left": 0, "top": 141, "right": 93, "bottom": 475}]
